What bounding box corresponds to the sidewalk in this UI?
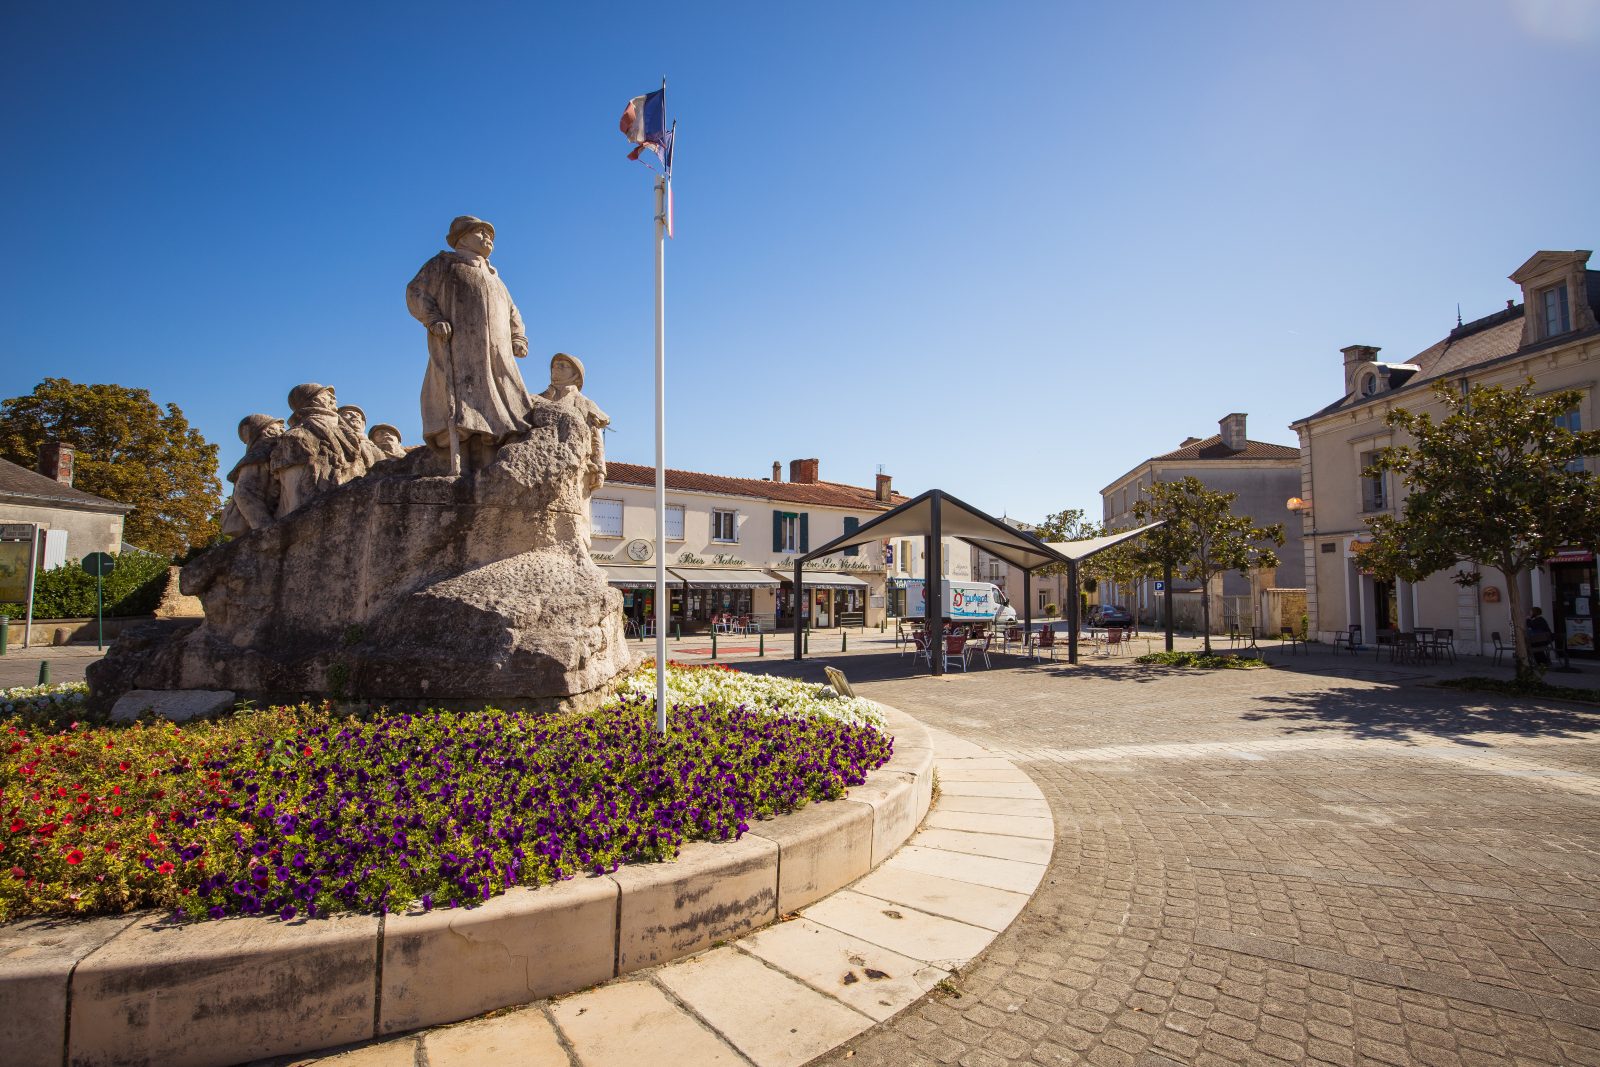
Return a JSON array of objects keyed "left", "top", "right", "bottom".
[{"left": 0, "top": 643, "right": 106, "bottom": 689}]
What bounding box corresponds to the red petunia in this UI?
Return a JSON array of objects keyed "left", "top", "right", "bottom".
[
  {"left": 157, "top": 861, "right": 175, "bottom": 875},
  {"left": 103, "top": 841, "right": 119, "bottom": 853},
  {"left": 65, "top": 849, "right": 83, "bottom": 865}
]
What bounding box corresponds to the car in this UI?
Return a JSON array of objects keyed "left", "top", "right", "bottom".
[{"left": 1087, "top": 605, "right": 1133, "bottom": 629}]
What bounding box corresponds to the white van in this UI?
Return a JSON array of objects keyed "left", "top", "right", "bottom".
[{"left": 902, "top": 579, "right": 1017, "bottom": 624}]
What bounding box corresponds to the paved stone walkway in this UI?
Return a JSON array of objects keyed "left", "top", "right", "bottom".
[{"left": 776, "top": 652, "right": 1600, "bottom": 1067}]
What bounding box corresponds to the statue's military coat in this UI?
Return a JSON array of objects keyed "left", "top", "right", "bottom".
[{"left": 406, "top": 250, "right": 534, "bottom": 447}]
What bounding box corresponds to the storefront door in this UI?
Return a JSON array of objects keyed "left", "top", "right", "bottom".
[{"left": 1552, "top": 560, "right": 1597, "bottom": 655}]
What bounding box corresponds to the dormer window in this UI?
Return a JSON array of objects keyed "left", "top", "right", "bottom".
[
  {"left": 1360, "top": 372, "right": 1379, "bottom": 397},
  {"left": 1540, "top": 284, "right": 1571, "bottom": 338}
]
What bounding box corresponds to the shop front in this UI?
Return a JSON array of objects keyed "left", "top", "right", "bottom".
[
  {"left": 600, "top": 565, "right": 668, "bottom": 633},
  {"left": 673, "top": 568, "right": 781, "bottom": 632},
  {"left": 1550, "top": 548, "right": 1597, "bottom": 656},
  {"left": 774, "top": 570, "right": 870, "bottom": 628}
]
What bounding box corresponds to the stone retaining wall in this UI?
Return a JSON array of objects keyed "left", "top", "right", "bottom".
[{"left": 0, "top": 704, "right": 932, "bottom": 1067}]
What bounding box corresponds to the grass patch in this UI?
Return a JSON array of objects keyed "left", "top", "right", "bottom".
[
  {"left": 1135, "top": 651, "right": 1268, "bottom": 670},
  {"left": 1, "top": 665, "right": 892, "bottom": 923},
  {"left": 1436, "top": 676, "right": 1600, "bottom": 705}
]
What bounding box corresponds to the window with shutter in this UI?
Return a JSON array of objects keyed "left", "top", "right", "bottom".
[
  {"left": 799, "top": 513, "right": 809, "bottom": 552},
  {"left": 842, "top": 515, "right": 859, "bottom": 556},
  {"left": 773, "top": 510, "right": 784, "bottom": 552},
  {"left": 665, "top": 504, "right": 685, "bottom": 541},
  {"left": 591, "top": 498, "right": 624, "bottom": 538}
]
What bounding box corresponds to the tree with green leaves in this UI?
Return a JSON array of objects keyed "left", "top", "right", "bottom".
[
  {"left": 1031, "top": 508, "right": 1100, "bottom": 578},
  {"left": 1131, "top": 477, "right": 1284, "bottom": 654},
  {"left": 0, "top": 378, "right": 221, "bottom": 557},
  {"left": 1082, "top": 534, "right": 1159, "bottom": 632},
  {"left": 1364, "top": 381, "right": 1600, "bottom": 685}
]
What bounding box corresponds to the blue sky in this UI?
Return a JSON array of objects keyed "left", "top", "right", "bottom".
[{"left": 3, "top": 1, "right": 1598, "bottom": 525}]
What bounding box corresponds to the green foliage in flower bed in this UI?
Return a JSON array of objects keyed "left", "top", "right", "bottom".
[
  {"left": 0, "top": 549, "right": 172, "bottom": 620},
  {"left": 0, "top": 666, "right": 893, "bottom": 923},
  {"left": 1134, "top": 651, "right": 1267, "bottom": 670},
  {"left": 1, "top": 682, "right": 91, "bottom": 725},
  {"left": 1436, "top": 676, "right": 1600, "bottom": 704}
]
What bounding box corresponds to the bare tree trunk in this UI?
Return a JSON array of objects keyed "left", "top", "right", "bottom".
[{"left": 1200, "top": 574, "right": 1213, "bottom": 655}]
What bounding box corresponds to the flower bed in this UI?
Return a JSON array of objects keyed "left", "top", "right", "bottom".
[
  {"left": 1134, "top": 651, "right": 1268, "bottom": 669},
  {"left": 0, "top": 666, "right": 892, "bottom": 924},
  {"left": 1, "top": 681, "right": 89, "bottom": 723}
]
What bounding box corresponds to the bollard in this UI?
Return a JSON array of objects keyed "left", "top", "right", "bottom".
[
  {"left": 711, "top": 630, "right": 718, "bottom": 660},
  {"left": 804, "top": 630, "right": 809, "bottom": 655},
  {"left": 0, "top": 621, "right": 7, "bottom": 656},
  {"left": 758, "top": 631, "right": 765, "bottom": 657},
  {"left": 38, "top": 660, "right": 50, "bottom": 686},
  {"left": 674, "top": 622, "right": 681, "bottom": 641},
  {"left": 842, "top": 632, "right": 847, "bottom": 652}
]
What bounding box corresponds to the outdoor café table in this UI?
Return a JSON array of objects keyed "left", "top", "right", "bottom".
[{"left": 1413, "top": 627, "right": 1435, "bottom": 661}]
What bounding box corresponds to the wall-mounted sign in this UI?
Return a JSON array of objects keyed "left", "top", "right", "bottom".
[
  {"left": 624, "top": 539, "right": 654, "bottom": 563},
  {"left": 1481, "top": 586, "right": 1502, "bottom": 604}
]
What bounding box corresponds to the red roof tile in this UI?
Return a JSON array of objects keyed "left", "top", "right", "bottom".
[{"left": 604, "top": 462, "right": 909, "bottom": 510}]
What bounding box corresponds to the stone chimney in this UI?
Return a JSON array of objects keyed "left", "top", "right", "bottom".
[
  {"left": 876, "top": 473, "right": 893, "bottom": 502},
  {"left": 1342, "top": 344, "right": 1380, "bottom": 396},
  {"left": 1219, "top": 413, "right": 1248, "bottom": 452},
  {"left": 38, "top": 443, "right": 75, "bottom": 486},
  {"left": 790, "top": 458, "right": 820, "bottom": 485},
  {"left": 771, "top": 460, "right": 782, "bottom": 482}
]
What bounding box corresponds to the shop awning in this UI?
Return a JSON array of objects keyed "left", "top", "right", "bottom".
[
  {"left": 598, "top": 565, "right": 666, "bottom": 588},
  {"left": 779, "top": 570, "right": 869, "bottom": 588},
  {"left": 672, "top": 568, "right": 781, "bottom": 588}
]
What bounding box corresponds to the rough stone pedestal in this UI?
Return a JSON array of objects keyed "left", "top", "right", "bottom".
[{"left": 88, "top": 403, "right": 630, "bottom": 714}]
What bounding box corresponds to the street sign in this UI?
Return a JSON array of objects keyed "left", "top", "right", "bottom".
[
  {"left": 81, "top": 552, "right": 116, "bottom": 651},
  {"left": 1154, "top": 580, "right": 1165, "bottom": 592},
  {"left": 81, "top": 552, "right": 116, "bottom": 576}
]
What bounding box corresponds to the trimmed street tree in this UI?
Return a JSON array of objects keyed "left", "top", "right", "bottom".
[
  {"left": 1031, "top": 508, "right": 1101, "bottom": 579},
  {"left": 1364, "top": 381, "right": 1600, "bottom": 685},
  {"left": 1082, "top": 533, "right": 1159, "bottom": 632},
  {"left": 0, "top": 378, "right": 222, "bottom": 557},
  {"left": 1132, "top": 477, "right": 1284, "bottom": 654}
]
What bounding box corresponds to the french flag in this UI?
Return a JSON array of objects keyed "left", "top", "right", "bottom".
[{"left": 619, "top": 88, "right": 671, "bottom": 169}]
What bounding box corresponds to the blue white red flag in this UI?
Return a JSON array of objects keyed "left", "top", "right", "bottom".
[{"left": 619, "top": 88, "right": 672, "bottom": 173}]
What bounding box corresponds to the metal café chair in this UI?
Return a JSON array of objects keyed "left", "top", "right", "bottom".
[
  {"left": 1430, "top": 628, "right": 1454, "bottom": 663},
  {"left": 965, "top": 634, "right": 993, "bottom": 669},
  {"left": 943, "top": 634, "right": 969, "bottom": 672},
  {"left": 1279, "top": 626, "right": 1305, "bottom": 653},
  {"left": 1332, "top": 625, "right": 1361, "bottom": 654}
]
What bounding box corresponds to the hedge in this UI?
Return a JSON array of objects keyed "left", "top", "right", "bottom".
[{"left": 0, "top": 550, "right": 172, "bottom": 619}]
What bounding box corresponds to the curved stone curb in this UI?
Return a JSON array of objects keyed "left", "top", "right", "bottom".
[
  {"left": 0, "top": 705, "right": 933, "bottom": 1067},
  {"left": 301, "top": 716, "right": 1054, "bottom": 1067}
]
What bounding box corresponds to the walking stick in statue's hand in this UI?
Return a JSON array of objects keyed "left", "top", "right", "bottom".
[{"left": 435, "top": 320, "right": 462, "bottom": 477}]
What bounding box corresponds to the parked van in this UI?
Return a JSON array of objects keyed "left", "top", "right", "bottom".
[{"left": 902, "top": 579, "right": 1017, "bottom": 623}]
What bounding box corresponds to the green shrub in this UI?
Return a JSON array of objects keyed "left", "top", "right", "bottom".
[
  {"left": 1043, "top": 603, "right": 1058, "bottom": 617},
  {"left": 0, "top": 549, "right": 172, "bottom": 619},
  {"left": 1437, "top": 676, "right": 1600, "bottom": 703},
  {"left": 1135, "top": 650, "right": 1267, "bottom": 670}
]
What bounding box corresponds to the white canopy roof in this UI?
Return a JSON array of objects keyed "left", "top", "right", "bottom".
[
  {"left": 1044, "top": 521, "right": 1166, "bottom": 563},
  {"left": 797, "top": 490, "right": 1071, "bottom": 571}
]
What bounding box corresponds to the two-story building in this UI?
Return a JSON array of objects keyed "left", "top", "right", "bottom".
[
  {"left": 1291, "top": 249, "right": 1600, "bottom": 654},
  {"left": 1098, "top": 413, "right": 1304, "bottom": 628},
  {"left": 592, "top": 458, "right": 909, "bottom": 632}
]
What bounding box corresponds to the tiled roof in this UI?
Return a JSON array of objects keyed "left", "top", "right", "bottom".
[
  {"left": 0, "top": 457, "right": 132, "bottom": 512},
  {"left": 604, "top": 462, "right": 910, "bottom": 511},
  {"left": 1150, "top": 436, "right": 1300, "bottom": 462}
]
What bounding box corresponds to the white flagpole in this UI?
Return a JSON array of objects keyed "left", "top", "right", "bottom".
[{"left": 653, "top": 172, "right": 668, "bottom": 734}]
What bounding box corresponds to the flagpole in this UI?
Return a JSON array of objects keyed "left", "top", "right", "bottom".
[{"left": 653, "top": 171, "right": 668, "bottom": 735}]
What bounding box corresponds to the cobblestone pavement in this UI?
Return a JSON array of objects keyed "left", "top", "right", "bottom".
[{"left": 766, "top": 650, "right": 1600, "bottom": 1067}]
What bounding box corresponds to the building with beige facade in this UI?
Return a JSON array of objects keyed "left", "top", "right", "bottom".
[
  {"left": 1291, "top": 248, "right": 1600, "bottom": 656},
  {"left": 593, "top": 458, "right": 910, "bottom": 633},
  {"left": 1098, "top": 414, "right": 1303, "bottom": 629}
]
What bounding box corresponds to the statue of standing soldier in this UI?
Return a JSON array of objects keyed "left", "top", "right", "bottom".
[{"left": 406, "top": 215, "right": 534, "bottom": 473}]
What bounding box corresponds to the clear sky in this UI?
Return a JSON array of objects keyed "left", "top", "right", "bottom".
[{"left": 3, "top": 1, "right": 1598, "bottom": 525}]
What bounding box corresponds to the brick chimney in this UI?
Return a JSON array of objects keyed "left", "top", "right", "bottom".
[
  {"left": 771, "top": 460, "right": 782, "bottom": 481},
  {"left": 876, "top": 473, "right": 893, "bottom": 502},
  {"left": 38, "top": 443, "right": 75, "bottom": 486},
  {"left": 790, "top": 458, "right": 819, "bottom": 485},
  {"left": 1219, "top": 413, "right": 1248, "bottom": 452}
]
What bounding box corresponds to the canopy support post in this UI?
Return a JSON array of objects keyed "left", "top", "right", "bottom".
[
  {"left": 792, "top": 560, "right": 804, "bottom": 660},
  {"left": 928, "top": 492, "right": 943, "bottom": 676},
  {"left": 1164, "top": 562, "right": 1174, "bottom": 652},
  {"left": 1068, "top": 561, "right": 1081, "bottom": 664}
]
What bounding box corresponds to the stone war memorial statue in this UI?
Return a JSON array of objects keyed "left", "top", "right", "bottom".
[{"left": 89, "top": 215, "right": 631, "bottom": 717}]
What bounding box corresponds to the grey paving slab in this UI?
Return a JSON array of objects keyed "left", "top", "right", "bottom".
[
  {"left": 422, "top": 1008, "right": 569, "bottom": 1066},
  {"left": 849, "top": 865, "right": 1032, "bottom": 932},
  {"left": 738, "top": 917, "right": 949, "bottom": 1022},
  {"left": 802, "top": 889, "right": 997, "bottom": 966},
  {"left": 654, "top": 946, "right": 873, "bottom": 1067},
  {"left": 550, "top": 980, "right": 748, "bottom": 1066},
  {"left": 883, "top": 844, "right": 1047, "bottom": 895}
]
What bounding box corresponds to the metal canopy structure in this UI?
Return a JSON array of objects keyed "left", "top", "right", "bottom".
[{"left": 789, "top": 491, "right": 1166, "bottom": 671}]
